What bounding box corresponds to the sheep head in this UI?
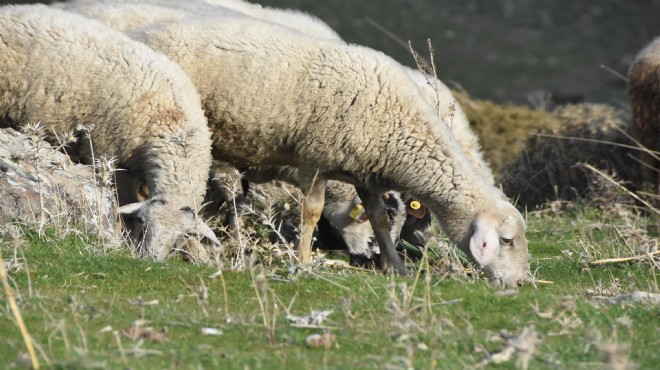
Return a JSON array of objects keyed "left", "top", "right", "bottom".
[
  {"left": 461, "top": 200, "right": 528, "bottom": 289},
  {"left": 119, "top": 198, "right": 221, "bottom": 260}
]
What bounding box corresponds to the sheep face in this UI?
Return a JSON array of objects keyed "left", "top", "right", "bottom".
[
  {"left": 119, "top": 198, "right": 221, "bottom": 260},
  {"left": 463, "top": 201, "right": 528, "bottom": 289}
]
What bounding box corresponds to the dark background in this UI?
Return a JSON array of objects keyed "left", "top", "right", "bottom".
[{"left": 8, "top": 0, "right": 660, "bottom": 106}]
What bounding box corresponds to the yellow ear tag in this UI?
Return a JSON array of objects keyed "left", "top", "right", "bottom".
[
  {"left": 409, "top": 200, "right": 421, "bottom": 210},
  {"left": 349, "top": 204, "right": 363, "bottom": 220}
]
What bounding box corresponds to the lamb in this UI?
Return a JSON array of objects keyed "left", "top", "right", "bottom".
[
  {"left": 130, "top": 14, "right": 524, "bottom": 286},
  {"left": 0, "top": 4, "right": 219, "bottom": 259},
  {"left": 628, "top": 37, "right": 660, "bottom": 198}
]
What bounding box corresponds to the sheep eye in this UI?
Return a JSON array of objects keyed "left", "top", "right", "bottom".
[{"left": 500, "top": 237, "right": 513, "bottom": 246}]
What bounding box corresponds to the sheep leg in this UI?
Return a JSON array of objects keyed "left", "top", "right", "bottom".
[
  {"left": 298, "top": 173, "right": 326, "bottom": 264},
  {"left": 209, "top": 162, "right": 245, "bottom": 240},
  {"left": 355, "top": 187, "right": 407, "bottom": 276}
]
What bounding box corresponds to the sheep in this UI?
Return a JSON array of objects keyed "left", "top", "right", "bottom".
[
  {"left": 138, "top": 14, "right": 524, "bottom": 286},
  {"left": 0, "top": 4, "right": 219, "bottom": 259},
  {"left": 628, "top": 37, "right": 660, "bottom": 198},
  {"left": 195, "top": 0, "right": 494, "bottom": 261}
]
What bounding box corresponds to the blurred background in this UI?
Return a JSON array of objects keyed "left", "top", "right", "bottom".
[
  {"left": 260, "top": 0, "right": 660, "bottom": 107},
  {"left": 6, "top": 0, "right": 660, "bottom": 106}
]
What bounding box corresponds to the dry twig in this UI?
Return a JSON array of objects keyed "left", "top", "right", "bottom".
[{"left": 0, "top": 252, "right": 39, "bottom": 369}]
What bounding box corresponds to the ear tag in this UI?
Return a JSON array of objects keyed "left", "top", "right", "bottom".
[
  {"left": 409, "top": 200, "right": 421, "bottom": 210},
  {"left": 349, "top": 204, "right": 364, "bottom": 220}
]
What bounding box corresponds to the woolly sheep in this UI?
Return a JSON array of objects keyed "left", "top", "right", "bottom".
[
  {"left": 628, "top": 37, "right": 660, "bottom": 198},
  {"left": 140, "top": 15, "right": 525, "bottom": 286},
  {"left": 195, "top": 0, "right": 494, "bottom": 260},
  {"left": 0, "top": 4, "right": 219, "bottom": 259}
]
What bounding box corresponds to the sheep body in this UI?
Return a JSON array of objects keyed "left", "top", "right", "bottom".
[
  {"left": 0, "top": 4, "right": 218, "bottom": 258},
  {"left": 628, "top": 37, "right": 660, "bottom": 197}
]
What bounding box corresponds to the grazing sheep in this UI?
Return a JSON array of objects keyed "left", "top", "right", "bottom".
[
  {"left": 628, "top": 37, "right": 660, "bottom": 198},
  {"left": 0, "top": 4, "right": 219, "bottom": 259},
  {"left": 193, "top": 0, "right": 495, "bottom": 255},
  {"left": 129, "top": 15, "right": 526, "bottom": 286}
]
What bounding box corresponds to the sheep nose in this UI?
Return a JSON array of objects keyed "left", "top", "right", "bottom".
[{"left": 516, "top": 278, "right": 525, "bottom": 287}]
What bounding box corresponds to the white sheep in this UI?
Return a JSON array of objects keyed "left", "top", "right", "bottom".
[
  {"left": 0, "top": 4, "right": 219, "bottom": 259},
  {"left": 192, "top": 0, "right": 495, "bottom": 259},
  {"left": 140, "top": 15, "right": 526, "bottom": 286}
]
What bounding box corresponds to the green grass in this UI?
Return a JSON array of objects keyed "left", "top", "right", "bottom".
[{"left": 1, "top": 206, "right": 659, "bottom": 369}]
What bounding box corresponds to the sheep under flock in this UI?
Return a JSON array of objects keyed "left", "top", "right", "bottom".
[
  {"left": 0, "top": 0, "right": 534, "bottom": 289},
  {"left": 0, "top": 4, "right": 221, "bottom": 260}
]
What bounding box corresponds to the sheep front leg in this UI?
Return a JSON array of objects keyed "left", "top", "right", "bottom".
[
  {"left": 355, "top": 187, "right": 407, "bottom": 276},
  {"left": 297, "top": 173, "right": 326, "bottom": 264}
]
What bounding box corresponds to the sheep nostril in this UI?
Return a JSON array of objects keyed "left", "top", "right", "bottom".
[{"left": 516, "top": 279, "right": 525, "bottom": 287}]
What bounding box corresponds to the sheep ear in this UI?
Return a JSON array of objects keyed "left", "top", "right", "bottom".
[
  {"left": 119, "top": 201, "right": 146, "bottom": 215},
  {"left": 196, "top": 219, "right": 221, "bottom": 247},
  {"left": 468, "top": 217, "right": 500, "bottom": 266}
]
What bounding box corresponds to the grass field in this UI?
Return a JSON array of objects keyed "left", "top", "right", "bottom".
[
  {"left": 0, "top": 1, "right": 658, "bottom": 369},
  {"left": 1, "top": 201, "right": 658, "bottom": 369}
]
